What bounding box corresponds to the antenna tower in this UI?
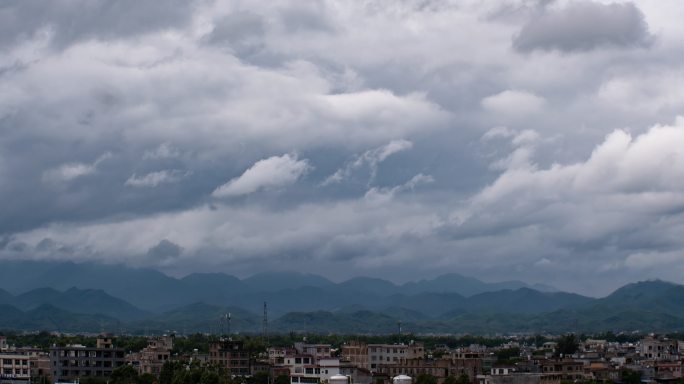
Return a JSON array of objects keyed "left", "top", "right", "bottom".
[{"left": 263, "top": 301, "right": 269, "bottom": 343}]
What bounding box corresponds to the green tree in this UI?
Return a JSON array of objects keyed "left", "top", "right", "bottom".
[
  {"left": 622, "top": 369, "right": 641, "bottom": 384},
  {"left": 415, "top": 373, "right": 437, "bottom": 384},
  {"left": 556, "top": 334, "right": 579, "bottom": 357},
  {"left": 111, "top": 365, "right": 139, "bottom": 384},
  {"left": 276, "top": 375, "right": 291, "bottom": 384},
  {"left": 138, "top": 373, "right": 158, "bottom": 384}
]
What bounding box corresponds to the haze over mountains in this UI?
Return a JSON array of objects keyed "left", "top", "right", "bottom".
[{"left": 1, "top": 261, "right": 684, "bottom": 335}]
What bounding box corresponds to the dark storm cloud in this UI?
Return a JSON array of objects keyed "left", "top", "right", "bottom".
[
  {"left": 0, "top": 0, "right": 197, "bottom": 48},
  {"left": 513, "top": 1, "right": 653, "bottom": 52},
  {"left": 146, "top": 239, "right": 183, "bottom": 262}
]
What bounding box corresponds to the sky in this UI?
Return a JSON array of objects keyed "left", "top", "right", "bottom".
[{"left": 1, "top": 0, "right": 684, "bottom": 296}]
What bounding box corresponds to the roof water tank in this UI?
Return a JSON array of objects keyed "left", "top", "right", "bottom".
[
  {"left": 393, "top": 375, "right": 412, "bottom": 384},
  {"left": 330, "top": 375, "right": 349, "bottom": 384}
]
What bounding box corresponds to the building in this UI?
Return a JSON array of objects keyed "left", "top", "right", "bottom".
[
  {"left": 341, "top": 341, "right": 368, "bottom": 370},
  {"left": 285, "top": 356, "right": 342, "bottom": 384},
  {"left": 0, "top": 353, "right": 31, "bottom": 383},
  {"left": 136, "top": 336, "right": 173, "bottom": 376},
  {"left": 209, "top": 339, "right": 250, "bottom": 376},
  {"left": 378, "top": 356, "right": 482, "bottom": 384},
  {"left": 294, "top": 343, "right": 332, "bottom": 361},
  {"left": 640, "top": 335, "right": 679, "bottom": 361},
  {"left": 477, "top": 367, "right": 561, "bottom": 384},
  {"left": 49, "top": 336, "right": 126, "bottom": 382},
  {"left": 342, "top": 342, "right": 426, "bottom": 372}
]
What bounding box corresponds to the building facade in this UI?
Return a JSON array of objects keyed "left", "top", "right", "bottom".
[
  {"left": 209, "top": 340, "right": 250, "bottom": 376},
  {"left": 49, "top": 337, "right": 126, "bottom": 382}
]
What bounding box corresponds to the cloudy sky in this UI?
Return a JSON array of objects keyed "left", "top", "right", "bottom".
[{"left": 2, "top": 0, "right": 684, "bottom": 295}]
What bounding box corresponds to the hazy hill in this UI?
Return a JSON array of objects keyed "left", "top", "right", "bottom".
[
  {"left": 7, "top": 287, "right": 149, "bottom": 321},
  {"left": 127, "top": 302, "right": 260, "bottom": 334},
  {"left": 243, "top": 271, "right": 335, "bottom": 292},
  {"left": 0, "top": 303, "right": 120, "bottom": 332}
]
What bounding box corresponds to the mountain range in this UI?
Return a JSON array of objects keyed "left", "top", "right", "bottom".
[{"left": 1, "top": 260, "right": 684, "bottom": 334}]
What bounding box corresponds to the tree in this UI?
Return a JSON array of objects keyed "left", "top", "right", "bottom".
[
  {"left": 276, "top": 375, "right": 291, "bottom": 384},
  {"left": 443, "top": 374, "right": 469, "bottom": 384},
  {"left": 415, "top": 373, "right": 437, "bottom": 384},
  {"left": 556, "top": 334, "right": 579, "bottom": 357},
  {"left": 622, "top": 369, "right": 641, "bottom": 384},
  {"left": 111, "top": 365, "right": 139, "bottom": 384},
  {"left": 138, "top": 373, "right": 158, "bottom": 384}
]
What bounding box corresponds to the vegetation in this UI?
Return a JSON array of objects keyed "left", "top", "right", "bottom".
[{"left": 555, "top": 334, "right": 579, "bottom": 357}]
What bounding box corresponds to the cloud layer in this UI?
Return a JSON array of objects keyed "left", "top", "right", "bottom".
[{"left": 1, "top": 0, "right": 683, "bottom": 295}]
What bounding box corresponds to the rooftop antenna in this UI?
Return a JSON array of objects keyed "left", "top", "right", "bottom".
[
  {"left": 263, "top": 302, "right": 269, "bottom": 344},
  {"left": 220, "top": 313, "right": 231, "bottom": 338}
]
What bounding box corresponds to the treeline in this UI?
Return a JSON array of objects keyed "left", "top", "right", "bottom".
[{"left": 0, "top": 330, "right": 656, "bottom": 355}]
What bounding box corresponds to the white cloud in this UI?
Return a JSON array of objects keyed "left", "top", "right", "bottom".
[
  {"left": 125, "top": 169, "right": 188, "bottom": 188},
  {"left": 42, "top": 152, "right": 111, "bottom": 183},
  {"left": 481, "top": 90, "right": 546, "bottom": 117},
  {"left": 212, "top": 153, "right": 312, "bottom": 198},
  {"left": 322, "top": 139, "right": 413, "bottom": 185},
  {"left": 460, "top": 117, "right": 684, "bottom": 247},
  {"left": 364, "top": 173, "right": 434, "bottom": 204}
]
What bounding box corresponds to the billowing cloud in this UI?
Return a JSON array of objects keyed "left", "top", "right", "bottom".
[
  {"left": 2, "top": 0, "right": 684, "bottom": 294},
  {"left": 213, "top": 154, "right": 312, "bottom": 198},
  {"left": 513, "top": 1, "right": 653, "bottom": 52}
]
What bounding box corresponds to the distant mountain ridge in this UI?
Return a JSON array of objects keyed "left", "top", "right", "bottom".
[
  {"left": 0, "top": 260, "right": 558, "bottom": 312},
  {"left": 0, "top": 286, "right": 149, "bottom": 321},
  {"left": 1, "top": 261, "right": 684, "bottom": 334}
]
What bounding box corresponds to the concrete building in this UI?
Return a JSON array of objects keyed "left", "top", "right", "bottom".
[
  {"left": 135, "top": 336, "right": 173, "bottom": 376},
  {"left": 342, "top": 342, "right": 425, "bottom": 372},
  {"left": 378, "top": 356, "right": 482, "bottom": 384},
  {"left": 49, "top": 337, "right": 125, "bottom": 382},
  {"left": 477, "top": 367, "right": 561, "bottom": 384},
  {"left": 0, "top": 353, "right": 30, "bottom": 383},
  {"left": 209, "top": 339, "right": 250, "bottom": 376},
  {"left": 640, "top": 335, "right": 679, "bottom": 361},
  {"left": 341, "top": 341, "right": 368, "bottom": 370},
  {"left": 294, "top": 343, "right": 332, "bottom": 361}
]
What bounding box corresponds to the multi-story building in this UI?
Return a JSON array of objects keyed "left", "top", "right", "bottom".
[
  {"left": 368, "top": 343, "right": 424, "bottom": 372},
  {"left": 540, "top": 359, "right": 584, "bottom": 382},
  {"left": 640, "top": 335, "right": 679, "bottom": 361},
  {"left": 341, "top": 341, "right": 368, "bottom": 371},
  {"left": 136, "top": 336, "right": 173, "bottom": 376},
  {"left": 0, "top": 353, "right": 31, "bottom": 382},
  {"left": 49, "top": 337, "right": 125, "bottom": 382},
  {"left": 294, "top": 343, "right": 332, "bottom": 361},
  {"left": 477, "top": 367, "right": 561, "bottom": 384},
  {"left": 378, "top": 357, "right": 481, "bottom": 384},
  {"left": 209, "top": 339, "right": 250, "bottom": 376},
  {"left": 343, "top": 342, "right": 425, "bottom": 372},
  {"left": 285, "top": 356, "right": 342, "bottom": 384},
  {"left": 269, "top": 347, "right": 297, "bottom": 365}
]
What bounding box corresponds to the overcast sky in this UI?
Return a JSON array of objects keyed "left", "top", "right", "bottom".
[{"left": 2, "top": 0, "right": 684, "bottom": 296}]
